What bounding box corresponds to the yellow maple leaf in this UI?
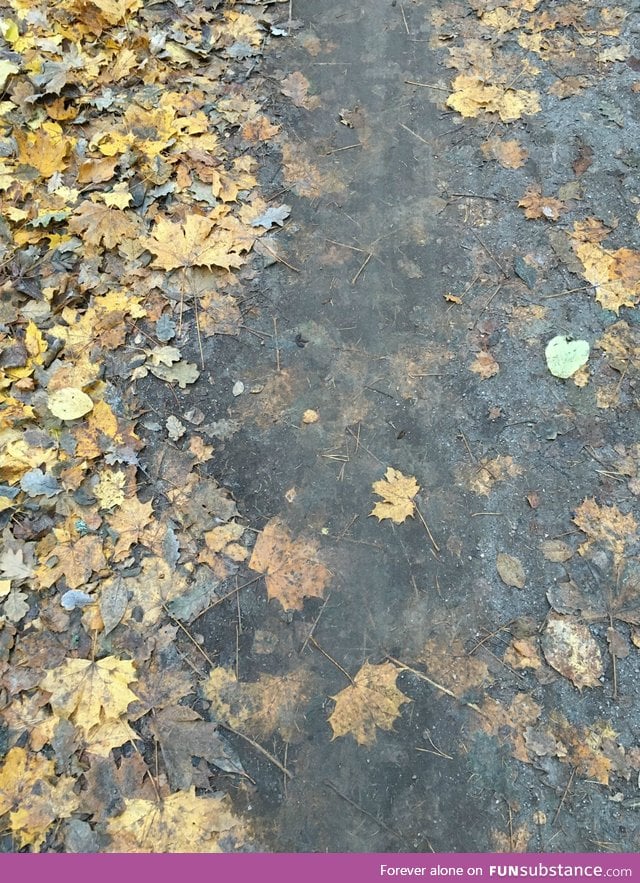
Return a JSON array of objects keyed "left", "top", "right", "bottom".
[
  {"left": 481, "top": 137, "right": 529, "bottom": 169},
  {"left": 328, "top": 661, "right": 411, "bottom": 746},
  {"left": 108, "top": 496, "right": 154, "bottom": 560},
  {"left": 571, "top": 236, "right": 640, "bottom": 313},
  {"left": 370, "top": 467, "right": 419, "bottom": 524},
  {"left": 447, "top": 74, "right": 541, "bottom": 122},
  {"left": 249, "top": 518, "right": 330, "bottom": 611},
  {"left": 94, "top": 469, "right": 126, "bottom": 509},
  {"left": 40, "top": 655, "right": 138, "bottom": 738},
  {"left": 142, "top": 214, "right": 252, "bottom": 272},
  {"left": 106, "top": 788, "right": 244, "bottom": 852},
  {"left": 15, "top": 123, "right": 74, "bottom": 178},
  {"left": 0, "top": 747, "right": 79, "bottom": 850}
]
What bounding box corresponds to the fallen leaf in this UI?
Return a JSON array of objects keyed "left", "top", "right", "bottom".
[
  {"left": 470, "top": 351, "right": 500, "bottom": 379},
  {"left": 573, "top": 498, "right": 637, "bottom": 558},
  {"left": 249, "top": 518, "right": 330, "bottom": 611},
  {"left": 541, "top": 539, "right": 574, "bottom": 562},
  {"left": 0, "top": 746, "right": 79, "bottom": 850},
  {"left": 465, "top": 455, "right": 523, "bottom": 496},
  {"left": 40, "top": 656, "right": 138, "bottom": 738},
  {"left": 47, "top": 387, "right": 94, "bottom": 420},
  {"left": 481, "top": 137, "right": 528, "bottom": 169},
  {"left": 370, "top": 467, "right": 420, "bottom": 524},
  {"left": 302, "top": 409, "right": 319, "bottom": 424},
  {"left": 545, "top": 336, "right": 590, "bottom": 378},
  {"left": 106, "top": 788, "right": 244, "bottom": 852},
  {"left": 541, "top": 613, "right": 603, "bottom": 689},
  {"left": 447, "top": 75, "right": 541, "bottom": 122},
  {"left": 142, "top": 214, "right": 252, "bottom": 271},
  {"left": 328, "top": 661, "right": 411, "bottom": 746},
  {"left": 205, "top": 667, "right": 312, "bottom": 742},
  {"left": 496, "top": 553, "right": 526, "bottom": 588},
  {"left": 519, "top": 186, "right": 566, "bottom": 221}
]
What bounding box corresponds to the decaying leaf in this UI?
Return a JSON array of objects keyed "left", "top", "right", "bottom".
[
  {"left": 464, "top": 455, "right": 523, "bottom": 496},
  {"left": 106, "top": 789, "right": 245, "bottom": 852},
  {"left": 328, "top": 661, "right": 411, "bottom": 746},
  {"left": 0, "top": 746, "right": 79, "bottom": 850},
  {"left": 541, "top": 613, "right": 603, "bottom": 689},
  {"left": 481, "top": 137, "right": 528, "bottom": 169},
  {"left": 519, "top": 186, "right": 566, "bottom": 221},
  {"left": 370, "top": 467, "right": 420, "bottom": 524},
  {"left": 205, "top": 667, "right": 312, "bottom": 743},
  {"left": 496, "top": 553, "right": 526, "bottom": 588},
  {"left": 249, "top": 518, "right": 330, "bottom": 611},
  {"left": 573, "top": 498, "right": 638, "bottom": 558},
  {"left": 570, "top": 224, "right": 640, "bottom": 312},
  {"left": 470, "top": 351, "right": 500, "bottom": 379},
  {"left": 545, "top": 336, "right": 590, "bottom": 379}
]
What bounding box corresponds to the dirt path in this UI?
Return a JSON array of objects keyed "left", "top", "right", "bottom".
[{"left": 198, "top": 0, "right": 640, "bottom": 853}]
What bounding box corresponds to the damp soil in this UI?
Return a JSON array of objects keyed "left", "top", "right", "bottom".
[{"left": 138, "top": 0, "right": 640, "bottom": 854}]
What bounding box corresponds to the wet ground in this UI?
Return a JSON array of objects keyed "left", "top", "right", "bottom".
[{"left": 138, "top": 0, "right": 640, "bottom": 854}]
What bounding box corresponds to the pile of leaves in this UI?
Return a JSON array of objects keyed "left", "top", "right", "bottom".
[{"left": 0, "top": 0, "right": 301, "bottom": 853}]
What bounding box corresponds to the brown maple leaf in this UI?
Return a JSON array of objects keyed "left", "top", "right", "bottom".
[
  {"left": 37, "top": 534, "right": 106, "bottom": 590},
  {"left": 518, "top": 186, "right": 566, "bottom": 221},
  {"left": 108, "top": 497, "right": 154, "bottom": 561},
  {"left": 69, "top": 200, "right": 142, "bottom": 250}
]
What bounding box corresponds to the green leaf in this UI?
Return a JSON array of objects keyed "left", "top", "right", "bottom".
[{"left": 545, "top": 335, "right": 590, "bottom": 379}]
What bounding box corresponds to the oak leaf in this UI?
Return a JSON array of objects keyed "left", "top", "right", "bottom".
[
  {"left": 328, "top": 661, "right": 411, "bottom": 745},
  {"left": 142, "top": 214, "right": 252, "bottom": 272},
  {"left": 370, "top": 467, "right": 419, "bottom": 524},
  {"left": 249, "top": 518, "right": 330, "bottom": 611},
  {"left": 40, "top": 655, "right": 138, "bottom": 738}
]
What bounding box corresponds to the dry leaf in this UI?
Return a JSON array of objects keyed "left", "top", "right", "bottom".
[
  {"left": 519, "top": 186, "right": 566, "bottom": 221},
  {"left": 142, "top": 214, "right": 252, "bottom": 271},
  {"left": 40, "top": 656, "right": 138, "bottom": 738},
  {"left": 481, "top": 137, "right": 528, "bottom": 169},
  {"left": 370, "top": 467, "right": 420, "bottom": 524},
  {"left": 106, "top": 789, "right": 244, "bottom": 852},
  {"left": 573, "top": 498, "right": 637, "bottom": 558},
  {"left": 328, "top": 661, "right": 411, "bottom": 746},
  {"left": 541, "top": 614, "right": 603, "bottom": 689},
  {"left": 470, "top": 351, "right": 500, "bottom": 379},
  {"left": 496, "top": 552, "right": 526, "bottom": 588},
  {"left": 249, "top": 518, "right": 330, "bottom": 611},
  {"left": 464, "top": 455, "right": 523, "bottom": 496},
  {"left": 447, "top": 74, "right": 541, "bottom": 122}
]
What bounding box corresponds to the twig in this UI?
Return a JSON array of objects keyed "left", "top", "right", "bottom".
[
  {"left": 326, "top": 238, "right": 368, "bottom": 253},
  {"left": 404, "top": 80, "right": 448, "bottom": 91},
  {"left": 325, "top": 143, "right": 362, "bottom": 155},
  {"left": 222, "top": 724, "right": 293, "bottom": 779},
  {"left": 259, "top": 241, "right": 300, "bottom": 272},
  {"left": 386, "top": 656, "right": 488, "bottom": 717},
  {"left": 415, "top": 503, "right": 440, "bottom": 553},
  {"left": 273, "top": 316, "right": 281, "bottom": 373},
  {"left": 474, "top": 283, "right": 503, "bottom": 324},
  {"left": 469, "top": 229, "right": 508, "bottom": 278},
  {"left": 450, "top": 192, "right": 498, "bottom": 201},
  {"left": 553, "top": 767, "right": 575, "bottom": 826},
  {"left": 192, "top": 574, "right": 262, "bottom": 620},
  {"left": 162, "top": 604, "right": 217, "bottom": 669},
  {"left": 345, "top": 426, "right": 385, "bottom": 465},
  {"left": 325, "top": 780, "right": 404, "bottom": 842},
  {"left": 542, "top": 285, "right": 593, "bottom": 300},
  {"left": 300, "top": 593, "right": 331, "bottom": 653},
  {"left": 352, "top": 251, "right": 373, "bottom": 284},
  {"left": 400, "top": 3, "right": 410, "bottom": 34},
  {"left": 309, "top": 636, "right": 354, "bottom": 684},
  {"left": 364, "top": 384, "right": 394, "bottom": 399},
  {"left": 399, "top": 122, "right": 430, "bottom": 146},
  {"left": 458, "top": 428, "right": 476, "bottom": 462}
]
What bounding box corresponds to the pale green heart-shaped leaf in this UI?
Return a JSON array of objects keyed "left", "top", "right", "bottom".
[{"left": 545, "top": 335, "right": 590, "bottom": 379}]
